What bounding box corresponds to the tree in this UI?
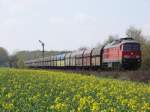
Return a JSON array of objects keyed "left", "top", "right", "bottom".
[
  {"left": 126, "top": 26, "right": 146, "bottom": 44},
  {"left": 104, "top": 35, "right": 119, "bottom": 45},
  {"left": 0, "top": 47, "right": 9, "bottom": 67},
  {"left": 95, "top": 42, "right": 102, "bottom": 48},
  {"left": 9, "top": 55, "right": 18, "bottom": 68},
  {"left": 142, "top": 43, "right": 150, "bottom": 69}
]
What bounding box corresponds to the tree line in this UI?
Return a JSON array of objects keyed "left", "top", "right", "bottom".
[
  {"left": 0, "top": 50, "right": 67, "bottom": 68},
  {"left": 0, "top": 26, "right": 150, "bottom": 70}
]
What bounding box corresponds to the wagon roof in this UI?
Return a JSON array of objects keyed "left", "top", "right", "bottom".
[
  {"left": 75, "top": 50, "right": 85, "bottom": 57},
  {"left": 65, "top": 52, "right": 72, "bottom": 58},
  {"left": 84, "top": 49, "right": 92, "bottom": 54},
  {"left": 92, "top": 48, "right": 102, "bottom": 56},
  {"left": 56, "top": 53, "right": 66, "bottom": 59},
  {"left": 83, "top": 49, "right": 92, "bottom": 56},
  {"left": 56, "top": 53, "right": 66, "bottom": 58}
]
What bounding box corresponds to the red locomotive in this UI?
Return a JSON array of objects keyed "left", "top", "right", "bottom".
[
  {"left": 25, "top": 37, "right": 141, "bottom": 70},
  {"left": 102, "top": 38, "right": 141, "bottom": 69}
]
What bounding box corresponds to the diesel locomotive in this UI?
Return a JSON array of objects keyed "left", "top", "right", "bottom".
[{"left": 25, "top": 37, "right": 142, "bottom": 70}]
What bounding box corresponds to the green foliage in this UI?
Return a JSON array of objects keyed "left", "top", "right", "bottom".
[
  {"left": 0, "top": 68, "right": 149, "bottom": 111},
  {"left": 9, "top": 55, "right": 18, "bottom": 68},
  {"left": 0, "top": 47, "right": 9, "bottom": 67},
  {"left": 141, "top": 42, "right": 150, "bottom": 69}
]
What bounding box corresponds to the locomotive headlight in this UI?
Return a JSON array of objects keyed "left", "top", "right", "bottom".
[{"left": 131, "top": 52, "right": 134, "bottom": 55}]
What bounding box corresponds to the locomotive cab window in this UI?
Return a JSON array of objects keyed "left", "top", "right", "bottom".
[{"left": 123, "top": 43, "right": 140, "bottom": 51}]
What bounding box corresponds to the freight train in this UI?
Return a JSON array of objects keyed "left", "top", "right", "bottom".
[{"left": 25, "top": 37, "right": 142, "bottom": 70}]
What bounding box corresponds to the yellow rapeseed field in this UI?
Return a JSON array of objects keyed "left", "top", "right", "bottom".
[{"left": 0, "top": 68, "right": 149, "bottom": 112}]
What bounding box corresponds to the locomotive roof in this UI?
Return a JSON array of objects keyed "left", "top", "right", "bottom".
[{"left": 104, "top": 37, "right": 139, "bottom": 49}]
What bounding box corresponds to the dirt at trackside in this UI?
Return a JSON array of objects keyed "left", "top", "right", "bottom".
[
  {"left": 63, "top": 70, "right": 150, "bottom": 83},
  {"left": 86, "top": 70, "right": 150, "bottom": 83}
]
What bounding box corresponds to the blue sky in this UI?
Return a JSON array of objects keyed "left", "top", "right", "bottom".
[{"left": 0, "top": 0, "right": 150, "bottom": 54}]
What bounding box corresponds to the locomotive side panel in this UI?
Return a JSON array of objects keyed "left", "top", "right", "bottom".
[{"left": 102, "top": 44, "right": 122, "bottom": 69}]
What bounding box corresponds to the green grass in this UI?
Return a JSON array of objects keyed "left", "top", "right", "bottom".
[{"left": 0, "top": 68, "right": 150, "bottom": 112}]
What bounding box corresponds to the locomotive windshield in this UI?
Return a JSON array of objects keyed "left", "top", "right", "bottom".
[{"left": 123, "top": 43, "right": 140, "bottom": 51}]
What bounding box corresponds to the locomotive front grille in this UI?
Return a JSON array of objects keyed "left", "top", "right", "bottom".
[{"left": 122, "top": 58, "right": 141, "bottom": 69}]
